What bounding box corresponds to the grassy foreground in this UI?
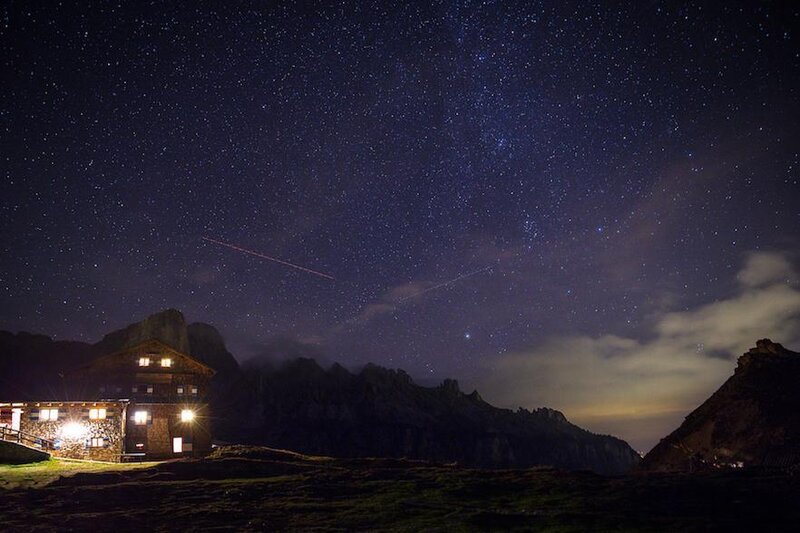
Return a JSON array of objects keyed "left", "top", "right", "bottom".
[
  {"left": 0, "top": 458, "right": 158, "bottom": 490},
  {"left": 0, "top": 446, "right": 798, "bottom": 531}
]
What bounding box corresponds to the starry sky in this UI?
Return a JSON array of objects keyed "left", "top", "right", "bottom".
[{"left": 2, "top": 1, "right": 799, "bottom": 450}]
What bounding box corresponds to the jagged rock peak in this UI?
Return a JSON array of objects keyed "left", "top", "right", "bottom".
[
  {"left": 360, "top": 363, "right": 412, "bottom": 385},
  {"left": 737, "top": 338, "right": 793, "bottom": 372},
  {"left": 94, "top": 309, "right": 189, "bottom": 354},
  {"left": 535, "top": 407, "right": 568, "bottom": 423},
  {"left": 187, "top": 322, "right": 239, "bottom": 374},
  {"left": 468, "top": 390, "right": 483, "bottom": 403},
  {"left": 439, "top": 378, "right": 461, "bottom": 394}
]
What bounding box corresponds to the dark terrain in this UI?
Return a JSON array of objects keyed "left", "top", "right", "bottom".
[
  {"left": 0, "top": 309, "right": 639, "bottom": 474},
  {"left": 0, "top": 446, "right": 797, "bottom": 532}
]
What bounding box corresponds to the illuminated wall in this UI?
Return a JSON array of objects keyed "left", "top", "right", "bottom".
[
  {"left": 19, "top": 401, "right": 126, "bottom": 462},
  {"left": 124, "top": 403, "right": 211, "bottom": 458}
]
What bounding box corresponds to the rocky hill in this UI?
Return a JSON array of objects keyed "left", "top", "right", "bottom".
[
  {"left": 0, "top": 309, "right": 639, "bottom": 474},
  {"left": 640, "top": 339, "right": 800, "bottom": 472}
]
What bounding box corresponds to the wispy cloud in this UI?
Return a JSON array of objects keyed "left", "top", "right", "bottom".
[
  {"left": 348, "top": 281, "right": 433, "bottom": 326},
  {"left": 346, "top": 265, "right": 496, "bottom": 327},
  {"left": 472, "top": 251, "right": 800, "bottom": 452},
  {"left": 737, "top": 251, "right": 796, "bottom": 288}
]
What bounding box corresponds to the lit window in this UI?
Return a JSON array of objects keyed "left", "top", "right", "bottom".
[
  {"left": 190, "top": 386, "right": 198, "bottom": 395},
  {"left": 90, "top": 437, "right": 105, "bottom": 447},
  {"left": 138, "top": 357, "right": 150, "bottom": 367},
  {"left": 134, "top": 411, "right": 148, "bottom": 425},
  {"left": 180, "top": 409, "right": 195, "bottom": 422},
  {"left": 160, "top": 358, "right": 172, "bottom": 368},
  {"left": 40, "top": 408, "right": 59, "bottom": 421},
  {"left": 146, "top": 385, "right": 153, "bottom": 394},
  {"left": 89, "top": 408, "right": 106, "bottom": 420},
  {"left": 176, "top": 386, "right": 184, "bottom": 394},
  {"left": 135, "top": 442, "right": 144, "bottom": 449}
]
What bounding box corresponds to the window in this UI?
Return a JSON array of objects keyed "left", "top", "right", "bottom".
[
  {"left": 180, "top": 409, "right": 195, "bottom": 422},
  {"left": 135, "top": 442, "right": 144, "bottom": 449},
  {"left": 160, "top": 358, "right": 172, "bottom": 368},
  {"left": 176, "top": 386, "right": 184, "bottom": 395},
  {"left": 190, "top": 385, "right": 198, "bottom": 395},
  {"left": 138, "top": 357, "right": 150, "bottom": 367},
  {"left": 146, "top": 385, "right": 153, "bottom": 394},
  {"left": 89, "top": 408, "right": 106, "bottom": 420},
  {"left": 40, "top": 408, "right": 59, "bottom": 421},
  {"left": 134, "top": 411, "right": 148, "bottom": 425},
  {"left": 90, "top": 437, "right": 104, "bottom": 447}
]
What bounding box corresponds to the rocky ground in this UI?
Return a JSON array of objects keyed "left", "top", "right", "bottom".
[{"left": 0, "top": 446, "right": 798, "bottom": 532}]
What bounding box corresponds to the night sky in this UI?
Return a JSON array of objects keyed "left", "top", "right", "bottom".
[{"left": 2, "top": 1, "right": 799, "bottom": 450}]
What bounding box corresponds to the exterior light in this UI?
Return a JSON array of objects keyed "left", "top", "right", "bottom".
[
  {"left": 180, "top": 409, "right": 195, "bottom": 422},
  {"left": 61, "top": 421, "right": 87, "bottom": 440},
  {"left": 134, "top": 411, "right": 148, "bottom": 425}
]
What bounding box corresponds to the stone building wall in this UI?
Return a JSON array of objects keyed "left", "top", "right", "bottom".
[{"left": 19, "top": 402, "right": 126, "bottom": 462}]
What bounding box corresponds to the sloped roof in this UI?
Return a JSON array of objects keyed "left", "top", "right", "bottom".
[{"left": 68, "top": 338, "right": 217, "bottom": 376}]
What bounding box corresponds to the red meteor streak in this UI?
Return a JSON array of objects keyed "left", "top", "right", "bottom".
[{"left": 201, "top": 236, "right": 335, "bottom": 280}]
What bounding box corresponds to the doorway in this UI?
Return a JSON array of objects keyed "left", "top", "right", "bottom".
[
  {"left": 172, "top": 437, "right": 183, "bottom": 453},
  {"left": 11, "top": 408, "right": 21, "bottom": 432}
]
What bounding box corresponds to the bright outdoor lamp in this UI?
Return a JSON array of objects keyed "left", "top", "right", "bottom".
[{"left": 61, "top": 421, "right": 87, "bottom": 440}]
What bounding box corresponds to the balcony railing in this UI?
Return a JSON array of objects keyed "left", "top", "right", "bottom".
[{"left": 0, "top": 426, "right": 55, "bottom": 451}]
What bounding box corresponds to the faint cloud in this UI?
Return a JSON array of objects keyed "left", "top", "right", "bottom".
[
  {"left": 190, "top": 267, "right": 219, "bottom": 285},
  {"left": 473, "top": 251, "right": 800, "bottom": 452},
  {"left": 356, "top": 303, "right": 396, "bottom": 324},
  {"left": 244, "top": 335, "right": 327, "bottom": 368},
  {"left": 350, "top": 281, "right": 432, "bottom": 326},
  {"left": 737, "top": 251, "right": 795, "bottom": 288},
  {"left": 384, "top": 281, "right": 433, "bottom": 301}
]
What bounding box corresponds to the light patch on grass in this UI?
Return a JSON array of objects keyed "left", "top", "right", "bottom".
[{"left": 0, "top": 458, "right": 159, "bottom": 490}]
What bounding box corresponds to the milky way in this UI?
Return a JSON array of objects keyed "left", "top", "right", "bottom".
[{"left": 1, "top": 2, "right": 798, "bottom": 449}]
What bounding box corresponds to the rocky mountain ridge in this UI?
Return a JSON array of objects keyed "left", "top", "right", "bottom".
[{"left": 231, "top": 356, "right": 640, "bottom": 473}]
